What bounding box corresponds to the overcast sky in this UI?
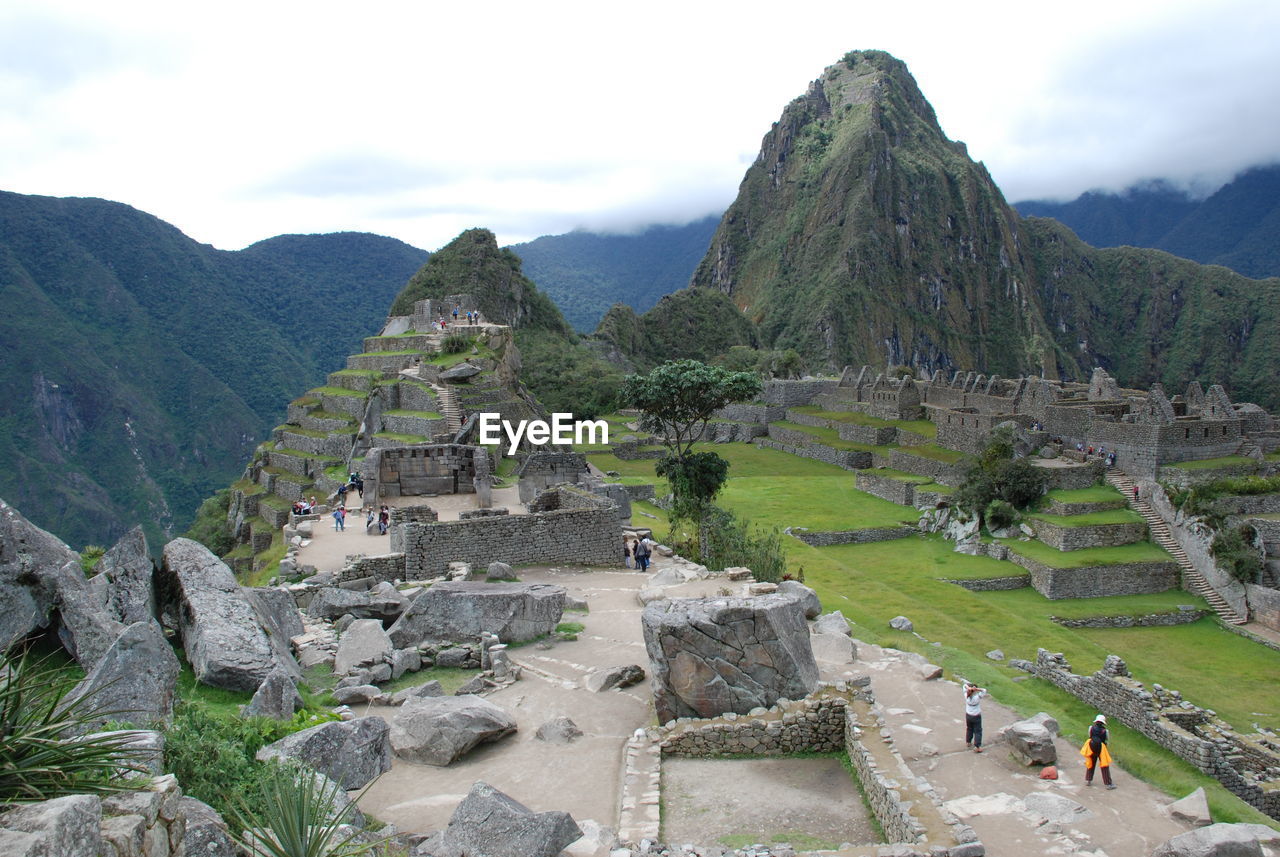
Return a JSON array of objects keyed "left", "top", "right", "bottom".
[{"left": 2, "top": 0, "right": 1278, "bottom": 251}]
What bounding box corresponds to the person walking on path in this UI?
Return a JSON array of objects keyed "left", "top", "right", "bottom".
[
  {"left": 332, "top": 505, "right": 346, "bottom": 532},
  {"left": 964, "top": 682, "right": 986, "bottom": 753},
  {"left": 1082, "top": 714, "right": 1116, "bottom": 788},
  {"left": 453, "top": 304, "right": 460, "bottom": 324},
  {"left": 378, "top": 505, "right": 390, "bottom": 535},
  {"left": 622, "top": 534, "right": 634, "bottom": 568},
  {"left": 1132, "top": 485, "right": 1140, "bottom": 502},
  {"left": 634, "top": 535, "right": 653, "bottom": 572}
]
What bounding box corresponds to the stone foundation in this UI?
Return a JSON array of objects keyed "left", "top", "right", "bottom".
[{"left": 1029, "top": 518, "right": 1147, "bottom": 551}]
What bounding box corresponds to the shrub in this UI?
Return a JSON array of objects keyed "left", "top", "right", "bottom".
[
  {"left": 231, "top": 763, "right": 381, "bottom": 857},
  {"left": 985, "top": 499, "right": 1017, "bottom": 530},
  {"left": 697, "top": 506, "right": 787, "bottom": 582},
  {"left": 440, "top": 332, "right": 471, "bottom": 354},
  {"left": 0, "top": 649, "right": 149, "bottom": 803},
  {"left": 954, "top": 430, "right": 1046, "bottom": 525},
  {"left": 1211, "top": 524, "right": 1264, "bottom": 583},
  {"left": 184, "top": 490, "right": 236, "bottom": 557},
  {"left": 79, "top": 545, "right": 105, "bottom": 575}
]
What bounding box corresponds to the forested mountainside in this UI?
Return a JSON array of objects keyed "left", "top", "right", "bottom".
[
  {"left": 1016, "top": 165, "right": 1280, "bottom": 280},
  {"left": 598, "top": 50, "right": 1280, "bottom": 407},
  {"left": 0, "top": 191, "right": 428, "bottom": 549},
  {"left": 390, "top": 228, "right": 624, "bottom": 417},
  {"left": 511, "top": 216, "right": 720, "bottom": 332}
]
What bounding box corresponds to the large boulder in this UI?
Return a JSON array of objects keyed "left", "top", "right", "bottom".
[
  {"left": 45, "top": 561, "right": 126, "bottom": 669},
  {"left": 0, "top": 497, "right": 75, "bottom": 650},
  {"left": 335, "top": 619, "right": 395, "bottom": 676},
  {"left": 306, "top": 585, "right": 406, "bottom": 623},
  {"left": 387, "top": 581, "right": 566, "bottom": 647},
  {"left": 242, "top": 666, "right": 304, "bottom": 720},
  {"left": 256, "top": 717, "right": 392, "bottom": 789},
  {"left": 177, "top": 797, "right": 235, "bottom": 857},
  {"left": 244, "top": 586, "right": 306, "bottom": 644},
  {"left": 813, "top": 611, "right": 851, "bottom": 636},
  {"left": 583, "top": 664, "right": 645, "bottom": 693},
  {"left": 1001, "top": 716, "right": 1058, "bottom": 765},
  {"left": 422, "top": 781, "right": 582, "bottom": 857},
  {"left": 777, "top": 580, "right": 821, "bottom": 618},
  {"left": 1151, "top": 823, "right": 1265, "bottom": 857},
  {"left": 642, "top": 593, "right": 818, "bottom": 722},
  {"left": 159, "top": 538, "right": 295, "bottom": 691},
  {"left": 0, "top": 794, "right": 102, "bottom": 857},
  {"left": 389, "top": 695, "right": 517, "bottom": 766},
  {"left": 96, "top": 527, "right": 155, "bottom": 625},
  {"left": 1169, "top": 787, "right": 1213, "bottom": 828},
  {"left": 60, "top": 620, "right": 180, "bottom": 731},
  {"left": 810, "top": 631, "right": 857, "bottom": 664}
]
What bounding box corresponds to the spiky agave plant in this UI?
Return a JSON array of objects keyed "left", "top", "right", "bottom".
[
  {"left": 0, "top": 649, "right": 148, "bottom": 802},
  {"left": 232, "top": 764, "right": 383, "bottom": 857}
]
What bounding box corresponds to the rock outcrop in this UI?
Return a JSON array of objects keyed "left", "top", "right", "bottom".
[
  {"left": 61, "top": 620, "right": 180, "bottom": 731},
  {"left": 334, "top": 619, "right": 394, "bottom": 676},
  {"left": 242, "top": 666, "right": 304, "bottom": 720},
  {"left": 0, "top": 498, "right": 75, "bottom": 649},
  {"left": 256, "top": 717, "right": 392, "bottom": 789},
  {"left": 642, "top": 593, "right": 818, "bottom": 722},
  {"left": 387, "top": 581, "right": 566, "bottom": 647},
  {"left": 420, "top": 781, "right": 582, "bottom": 857},
  {"left": 96, "top": 527, "right": 155, "bottom": 626},
  {"left": 159, "top": 538, "right": 294, "bottom": 691},
  {"left": 389, "top": 694, "right": 517, "bottom": 766}
]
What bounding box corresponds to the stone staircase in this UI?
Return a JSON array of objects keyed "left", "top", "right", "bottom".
[
  {"left": 433, "top": 383, "right": 464, "bottom": 434},
  {"left": 1105, "top": 470, "right": 1247, "bottom": 624}
]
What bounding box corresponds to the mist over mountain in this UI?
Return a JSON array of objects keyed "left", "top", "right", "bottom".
[
  {"left": 0, "top": 190, "right": 427, "bottom": 548},
  {"left": 1016, "top": 164, "right": 1280, "bottom": 280}
]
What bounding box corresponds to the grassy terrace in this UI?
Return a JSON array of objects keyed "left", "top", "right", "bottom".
[
  {"left": 1027, "top": 508, "right": 1145, "bottom": 527},
  {"left": 272, "top": 447, "right": 338, "bottom": 462},
  {"left": 999, "top": 537, "right": 1172, "bottom": 567},
  {"left": 771, "top": 420, "right": 894, "bottom": 455},
  {"left": 352, "top": 349, "right": 422, "bottom": 357},
  {"left": 788, "top": 405, "right": 937, "bottom": 437},
  {"left": 373, "top": 431, "right": 432, "bottom": 444},
  {"left": 311, "top": 385, "right": 366, "bottom": 398},
  {"left": 330, "top": 368, "right": 381, "bottom": 379},
  {"left": 261, "top": 466, "right": 310, "bottom": 484},
  {"left": 1167, "top": 455, "right": 1256, "bottom": 471},
  {"left": 275, "top": 424, "right": 332, "bottom": 439},
  {"left": 383, "top": 409, "right": 444, "bottom": 419},
  {"left": 859, "top": 467, "right": 932, "bottom": 483},
  {"left": 1043, "top": 485, "right": 1127, "bottom": 506},
  {"left": 896, "top": 443, "right": 968, "bottom": 464}
]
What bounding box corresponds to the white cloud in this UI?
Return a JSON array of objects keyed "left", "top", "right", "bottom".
[{"left": 1, "top": 0, "right": 1278, "bottom": 249}]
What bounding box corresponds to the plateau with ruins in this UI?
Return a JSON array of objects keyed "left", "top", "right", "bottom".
[{"left": 4, "top": 290, "right": 1279, "bottom": 857}]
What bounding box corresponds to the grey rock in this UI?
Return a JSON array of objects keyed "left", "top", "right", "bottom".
[
  {"left": 335, "top": 613, "right": 356, "bottom": 633},
  {"left": 583, "top": 664, "right": 645, "bottom": 693},
  {"left": 0, "top": 794, "right": 102, "bottom": 857},
  {"left": 333, "top": 685, "right": 383, "bottom": 705},
  {"left": 307, "top": 586, "right": 406, "bottom": 623},
  {"left": 391, "top": 647, "right": 422, "bottom": 679},
  {"left": 160, "top": 538, "right": 293, "bottom": 691},
  {"left": 96, "top": 527, "right": 155, "bottom": 625},
  {"left": 256, "top": 717, "right": 392, "bottom": 789},
  {"left": 435, "top": 646, "right": 471, "bottom": 669},
  {"left": 1027, "top": 711, "right": 1060, "bottom": 735},
  {"left": 244, "top": 586, "right": 306, "bottom": 645},
  {"left": 388, "top": 581, "right": 566, "bottom": 647},
  {"left": 642, "top": 593, "right": 818, "bottom": 722},
  {"left": 813, "top": 611, "right": 851, "bottom": 636},
  {"left": 534, "top": 716, "right": 583, "bottom": 744},
  {"left": 1023, "top": 792, "right": 1091, "bottom": 824},
  {"left": 0, "top": 497, "right": 75, "bottom": 650},
  {"left": 919, "top": 663, "right": 943, "bottom": 680},
  {"left": 46, "top": 560, "right": 125, "bottom": 669},
  {"left": 335, "top": 619, "right": 394, "bottom": 675},
  {"left": 178, "top": 797, "right": 235, "bottom": 857},
  {"left": 85, "top": 729, "right": 165, "bottom": 775},
  {"left": 487, "top": 561, "right": 516, "bottom": 581},
  {"left": 889, "top": 615, "right": 914, "bottom": 632},
  {"left": 369, "top": 662, "right": 393, "bottom": 683},
  {"left": 564, "top": 595, "right": 589, "bottom": 612},
  {"left": 1168, "top": 787, "right": 1213, "bottom": 828},
  {"left": 243, "top": 666, "right": 304, "bottom": 720},
  {"left": 810, "top": 631, "right": 858, "bottom": 664},
  {"left": 454, "top": 675, "right": 494, "bottom": 695},
  {"left": 1151, "top": 823, "right": 1263, "bottom": 857},
  {"left": 986, "top": 649, "right": 1005, "bottom": 661},
  {"left": 648, "top": 567, "right": 687, "bottom": 588},
  {"left": 1002, "top": 718, "right": 1057, "bottom": 765},
  {"left": 439, "top": 362, "right": 482, "bottom": 381},
  {"left": 777, "top": 580, "right": 821, "bottom": 619},
  {"left": 426, "top": 781, "right": 581, "bottom": 857},
  {"left": 390, "top": 695, "right": 517, "bottom": 766},
  {"left": 390, "top": 680, "right": 445, "bottom": 706},
  {"left": 61, "top": 620, "right": 180, "bottom": 730}
]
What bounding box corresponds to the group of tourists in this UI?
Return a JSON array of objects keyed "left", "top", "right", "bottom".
[
  {"left": 432, "top": 306, "right": 483, "bottom": 330},
  {"left": 622, "top": 533, "right": 656, "bottom": 571},
  {"left": 291, "top": 495, "right": 319, "bottom": 516},
  {"left": 1074, "top": 442, "right": 1118, "bottom": 467},
  {"left": 963, "top": 683, "right": 1116, "bottom": 788}
]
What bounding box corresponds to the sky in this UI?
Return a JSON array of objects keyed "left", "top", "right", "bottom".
[{"left": 2, "top": 0, "right": 1278, "bottom": 252}]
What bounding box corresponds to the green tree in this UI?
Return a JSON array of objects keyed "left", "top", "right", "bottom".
[{"left": 953, "top": 428, "right": 1047, "bottom": 527}]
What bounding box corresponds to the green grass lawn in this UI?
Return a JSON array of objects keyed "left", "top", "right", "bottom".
[
  {"left": 1168, "top": 455, "right": 1256, "bottom": 471},
  {"left": 1028, "top": 508, "right": 1144, "bottom": 527},
  {"left": 1043, "top": 485, "right": 1127, "bottom": 506},
  {"left": 1000, "top": 538, "right": 1172, "bottom": 568},
  {"left": 383, "top": 409, "right": 444, "bottom": 419},
  {"left": 858, "top": 467, "right": 934, "bottom": 484},
  {"left": 373, "top": 431, "right": 431, "bottom": 444},
  {"left": 718, "top": 475, "right": 916, "bottom": 532},
  {"left": 771, "top": 421, "right": 895, "bottom": 456}
]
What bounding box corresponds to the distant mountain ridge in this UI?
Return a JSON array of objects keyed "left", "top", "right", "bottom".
[
  {"left": 0, "top": 190, "right": 428, "bottom": 548},
  {"left": 1015, "top": 164, "right": 1280, "bottom": 279},
  {"left": 509, "top": 216, "right": 720, "bottom": 331}
]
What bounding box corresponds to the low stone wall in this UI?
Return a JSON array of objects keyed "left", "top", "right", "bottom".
[
  {"left": 517, "top": 451, "right": 590, "bottom": 503},
  {"left": 915, "top": 488, "right": 953, "bottom": 508},
  {"left": 887, "top": 450, "right": 965, "bottom": 486},
  {"left": 622, "top": 483, "right": 656, "bottom": 502},
  {"left": 401, "top": 486, "right": 620, "bottom": 579},
  {"left": 855, "top": 471, "right": 918, "bottom": 506},
  {"left": 658, "top": 694, "right": 847, "bottom": 756},
  {"left": 1041, "top": 497, "right": 1126, "bottom": 516},
  {"left": 342, "top": 552, "right": 405, "bottom": 583},
  {"left": 761, "top": 379, "right": 837, "bottom": 406},
  {"left": 1159, "top": 461, "right": 1262, "bottom": 489},
  {"left": 791, "top": 526, "right": 916, "bottom": 547},
  {"left": 1006, "top": 551, "right": 1179, "bottom": 599},
  {"left": 1049, "top": 609, "right": 1208, "bottom": 628},
  {"left": 1034, "top": 461, "right": 1103, "bottom": 491},
  {"left": 612, "top": 440, "right": 666, "bottom": 460},
  {"left": 756, "top": 438, "right": 871, "bottom": 471},
  {"left": 1213, "top": 493, "right": 1280, "bottom": 517},
  {"left": 943, "top": 574, "right": 1030, "bottom": 591},
  {"left": 714, "top": 402, "right": 789, "bottom": 424},
  {"left": 459, "top": 507, "right": 508, "bottom": 519},
  {"left": 1029, "top": 518, "right": 1147, "bottom": 551},
  {"left": 895, "top": 428, "right": 936, "bottom": 447},
  {"left": 1013, "top": 649, "right": 1280, "bottom": 821},
  {"left": 1244, "top": 584, "right": 1280, "bottom": 633}
]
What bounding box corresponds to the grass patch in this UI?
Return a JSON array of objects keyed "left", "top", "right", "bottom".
[
  {"left": 897, "top": 443, "right": 968, "bottom": 464},
  {"left": 175, "top": 653, "right": 252, "bottom": 718},
  {"left": 271, "top": 447, "right": 338, "bottom": 463},
  {"left": 1000, "top": 538, "right": 1172, "bottom": 568},
  {"left": 330, "top": 368, "right": 381, "bottom": 378},
  {"left": 275, "top": 424, "right": 331, "bottom": 439},
  {"left": 1044, "top": 485, "right": 1126, "bottom": 505},
  {"left": 788, "top": 405, "right": 936, "bottom": 437},
  {"left": 310, "top": 385, "right": 366, "bottom": 398},
  {"left": 261, "top": 466, "right": 310, "bottom": 485},
  {"left": 373, "top": 431, "right": 432, "bottom": 444},
  {"left": 352, "top": 349, "right": 422, "bottom": 357},
  {"left": 1167, "top": 455, "right": 1256, "bottom": 471},
  {"left": 772, "top": 421, "right": 895, "bottom": 455},
  {"left": 244, "top": 532, "right": 287, "bottom": 587},
  {"left": 858, "top": 467, "right": 933, "bottom": 484},
  {"left": 369, "top": 666, "right": 481, "bottom": 697},
  {"left": 720, "top": 475, "right": 915, "bottom": 531},
  {"left": 1028, "top": 508, "right": 1144, "bottom": 527},
  {"left": 383, "top": 409, "right": 444, "bottom": 419}
]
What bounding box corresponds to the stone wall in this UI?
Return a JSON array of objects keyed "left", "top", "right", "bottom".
[
  {"left": 1041, "top": 497, "right": 1126, "bottom": 516},
  {"left": 1034, "top": 460, "right": 1103, "bottom": 492},
  {"left": 756, "top": 437, "right": 872, "bottom": 471},
  {"left": 1014, "top": 649, "right": 1280, "bottom": 820},
  {"left": 1005, "top": 552, "right": 1179, "bottom": 599},
  {"left": 517, "top": 451, "right": 589, "bottom": 503},
  {"left": 1048, "top": 609, "right": 1208, "bottom": 628},
  {"left": 342, "top": 552, "right": 406, "bottom": 583},
  {"left": 760, "top": 379, "right": 837, "bottom": 406},
  {"left": 855, "top": 471, "right": 919, "bottom": 506},
  {"left": 367, "top": 444, "right": 482, "bottom": 499},
  {"left": 1158, "top": 460, "right": 1262, "bottom": 489},
  {"left": 401, "top": 486, "right": 620, "bottom": 579},
  {"left": 887, "top": 450, "right": 966, "bottom": 485},
  {"left": 1029, "top": 518, "right": 1147, "bottom": 551},
  {"left": 1146, "top": 484, "right": 1251, "bottom": 618},
  {"left": 943, "top": 574, "right": 1030, "bottom": 591},
  {"left": 791, "top": 526, "right": 916, "bottom": 547},
  {"left": 1245, "top": 584, "right": 1280, "bottom": 632},
  {"left": 658, "top": 694, "right": 846, "bottom": 756},
  {"left": 714, "top": 403, "right": 789, "bottom": 424}
]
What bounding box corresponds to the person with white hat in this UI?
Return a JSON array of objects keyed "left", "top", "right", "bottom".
[{"left": 1081, "top": 713, "right": 1115, "bottom": 788}]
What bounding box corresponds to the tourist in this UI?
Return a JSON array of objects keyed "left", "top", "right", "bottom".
[
  {"left": 622, "top": 534, "right": 634, "bottom": 568},
  {"left": 1133, "top": 485, "right": 1140, "bottom": 502},
  {"left": 634, "top": 536, "right": 652, "bottom": 572},
  {"left": 337, "top": 483, "right": 349, "bottom": 507},
  {"left": 353, "top": 475, "right": 364, "bottom": 499},
  {"left": 366, "top": 509, "right": 375, "bottom": 532},
  {"left": 1081, "top": 714, "right": 1115, "bottom": 788},
  {"left": 378, "top": 505, "right": 390, "bottom": 535},
  {"left": 964, "top": 682, "right": 986, "bottom": 753},
  {"left": 332, "top": 505, "right": 346, "bottom": 532},
  {"left": 453, "top": 304, "right": 460, "bottom": 324}
]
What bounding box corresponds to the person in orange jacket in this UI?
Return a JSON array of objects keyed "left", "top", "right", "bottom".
[{"left": 1081, "top": 713, "right": 1115, "bottom": 788}]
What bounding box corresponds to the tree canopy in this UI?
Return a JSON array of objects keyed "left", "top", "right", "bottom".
[{"left": 618, "top": 360, "right": 762, "bottom": 463}]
